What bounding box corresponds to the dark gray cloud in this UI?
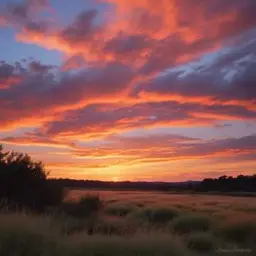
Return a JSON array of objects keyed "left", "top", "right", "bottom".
[
  {"left": 0, "top": 0, "right": 50, "bottom": 37},
  {"left": 60, "top": 10, "right": 99, "bottom": 44},
  {"left": 28, "top": 61, "right": 54, "bottom": 73},
  {"left": 176, "top": 134, "right": 256, "bottom": 157},
  {"left": 0, "top": 60, "right": 134, "bottom": 129},
  {"left": 40, "top": 101, "right": 256, "bottom": 138},
  {"left": 104, "top": 33, "right": 153, "bottom": 58},
  {"left": 70, "top": 133, "right": 256, "bottom": 165},
  {"left": 133, "top": 36, "right": 256, "bottom": 103}
]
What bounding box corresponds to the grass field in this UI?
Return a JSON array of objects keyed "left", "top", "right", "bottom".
[
  {"left": 68, "top": 190, "right": 256, "bottom": 220},
  {"left": 0, "top": 189, "right": 255, "bottom": 256}
]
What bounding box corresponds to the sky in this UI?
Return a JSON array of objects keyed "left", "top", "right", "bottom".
[{"left": 0, "top": 0, "right": 255, "bottom": 182}]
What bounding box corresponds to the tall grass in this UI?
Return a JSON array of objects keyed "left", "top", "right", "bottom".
[
  {"left": 129, "top": 207, "right": 179, "bottom": 224},
  {"left": 185, "top": 233, "right": 215, "bottom": 252},
  {"left": 171, "top": 214, "right": 211, "bottom": 234},
  {"left": 1, "top": 191, "right": 256, "bottom": 255},
  {"left": 61, "top": 194, "right": 103, "bottom": 218},
  {"left": 216, "top": 221, "right": 256, "bottom": 244},
  {"left": 0, "top": 213, "right": 188, "bottom": 256},
  {"left": 104, "top": 204, "right": 137, "bottom": 217}
]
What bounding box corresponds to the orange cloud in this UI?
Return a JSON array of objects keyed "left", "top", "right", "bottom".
[
  {"left": 0, "top": 135, "right": 75, "bottom": 149},
  {"left": 14, "top": 0, "right": 256, "bottom": 75},
  {"left": 0, "top": 76, "right": 22, "bottom": 89},
  {"left": 63, "top": 133, "right": 256, "bottom": 163},
  {"left": 38, "top": 100, "right": 255, "bottom": 141},
  {"left": 39, "top": 133, "right": 256, "bottom": 181}
]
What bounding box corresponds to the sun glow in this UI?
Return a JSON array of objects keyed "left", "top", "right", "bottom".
[{"left": 112, "top": 176, "right": 120, "bottom": 182}]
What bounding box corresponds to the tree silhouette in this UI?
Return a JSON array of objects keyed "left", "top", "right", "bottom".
[
  {"left": 198, "top": 174, "right": 256, "bottom": 192},
  {"left": 0, "top": 145, "right": 64, "bottom": 212}
]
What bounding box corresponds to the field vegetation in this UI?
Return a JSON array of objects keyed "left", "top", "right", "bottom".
[{"left": 1, "top": 190, "right": 255, "bottom": 255}]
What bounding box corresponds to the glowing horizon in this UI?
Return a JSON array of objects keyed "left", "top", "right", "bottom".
[{"left": 0, "top": 0, "right": 255, "bottom": 181}]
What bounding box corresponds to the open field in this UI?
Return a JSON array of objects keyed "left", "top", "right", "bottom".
[
  {"left": 0, "top": 190, "right": 255, "bottom": 256},
  {"left": 68, "top": 189, "right": 256, "bottom": 221}
]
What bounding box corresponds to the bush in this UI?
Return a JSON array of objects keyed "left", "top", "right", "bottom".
[
  {"left": 217, "top": 221, "right": 256, "bottom": 244},
  {"left": 0, "top": 145, "right": 64, "bottom": 212},
  {"left": 130, "top": 207, "right": 178, "bottom": 224},
  {"left": 104, "top": 204, "right": 136, "bottom": 217},
  {"left": 56, "top": 216, "right": 87, "bottom": 235},
  {"left": 61, "top": 195, "right": 103, "bottom": 218},
  {"left": 129, "top": 208, "right": 153, "bottom": 223},
  {"left": 172, "top": 215, "right": 211, "bottom": 234},
  {"left": 186, "top": 233, "right": 214, "bottom": 252},
  {"left": 94, "top": 218, "right": 127, "bottom": 236},
  {"left": 151, "top": 208, "right": 178, "bottom": 223}
]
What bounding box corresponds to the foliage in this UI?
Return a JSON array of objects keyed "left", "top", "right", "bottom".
[
  {"left": 131, "top": 207, "right": 178, "bottom": 224},
  {"left": 104, "top": 204, "right": 137, "bottom": 217},
  {"left": 172, "top": 215, "right": 211, "bottom": 234},
  {"left": 217, "top": 221, "right": 256, "bottom": 244},
  {"left": 186, "top": 233, "right": 214, "bottom": 252},
  {"left": 61, "top": 195, "right": 103, "bottom": 218},
  {"left": 55, "top": 216, "right": 88, "bottom": 235},
  {"left": 199, "top": 175, "right": 256, "bottom": 192},
  {"left": 151, "top": 208, "right": 179, "bottom": 223},
  {"left": 93, "top": 218, "right": 129, "bottom": 236},
  {"left": 0, "top": 145, "right": 64, "bottom": 211}
]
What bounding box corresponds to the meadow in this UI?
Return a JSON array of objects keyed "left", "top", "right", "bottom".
[{"left": 0, "top": 189, "right": 255, "bottom": 256}]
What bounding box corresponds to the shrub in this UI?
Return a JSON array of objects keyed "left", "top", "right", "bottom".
[
  {"left": 94, "top": 218, "right": 126, "bottom": 236},
  {"left": 56, "top": 216, "right": 87, "bottom": 235},
  {"left": 186, "top": 233, "right": 214, "bottom": 252},
  {"left": 104, "top": 204, "right": 136, "bottom": 217},
  {"left": 130, "top": 207, "right": 178, "bottom": 224},
  {"left": 217, "top": 221, "right": 256, "bottom": 244},
  {"left": 151, "top": 208, "right": 178, "bottom": 223},
  {"left": 172, "top": 215, "right": 211, "bottom": 234},
  {"left": 135, "top": 202, "right": 144, "bottom": 208},
  {"left": 129, "top": 208, "right": 153, "bottom": 222},
  {"left": 61, "top": 195, "right": 103, "bottom": 218}
]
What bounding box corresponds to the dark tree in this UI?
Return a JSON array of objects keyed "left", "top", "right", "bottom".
[
  {"left": 0, "top": 145, "right": 64, "bottom": 212},
  {"left": 198, "top": 174, "right": 256, "bottom": 193}
]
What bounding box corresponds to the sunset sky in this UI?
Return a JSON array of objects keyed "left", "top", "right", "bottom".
[{"left": 0, "top": 0, "right": 255, "bottom": 181}]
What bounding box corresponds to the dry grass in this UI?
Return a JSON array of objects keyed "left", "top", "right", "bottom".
[
  {"left": 0, "top": 190, "right": 256, "bottom": 255},
  {"left": 68, "top": 189, "right": 256, "bottom": 222},
  {"left": 0, "top": 213, "right": 189, "bottom": 256}
]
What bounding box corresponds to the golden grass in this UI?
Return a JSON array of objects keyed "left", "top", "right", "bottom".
[
  {"left": 68, "top": 189, "right": 256, "bottom": 222},
  {"left": 0, "top": 190, "right": 255, "bottom": 255}
]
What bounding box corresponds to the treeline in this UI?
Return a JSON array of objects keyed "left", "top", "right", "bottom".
[
  {"left": 198, "top": 175, "right": 256, "bottom": 192},
  {"left": 49, "top": 179, "right": 200, "bottom": 191},
  {"left": 50, "top": 174, "right": 256, "bottom": 193}
]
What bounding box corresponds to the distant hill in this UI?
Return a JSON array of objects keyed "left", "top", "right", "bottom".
[
  {"left": 49, "top": 178, "right": 200, "bottom": 191},
  {"left": 49, "top": 175, "right": 256, "bottom": 194}
]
